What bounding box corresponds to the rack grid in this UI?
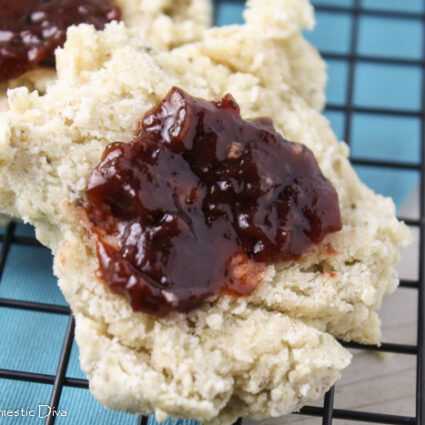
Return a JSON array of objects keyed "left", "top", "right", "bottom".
[{"left": 0, "top": 0, "right": 424, "bottom": 424}]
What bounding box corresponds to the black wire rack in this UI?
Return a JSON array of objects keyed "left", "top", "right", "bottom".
[{"left": 0, "top": 0, "right": 424, "bottom": 424}]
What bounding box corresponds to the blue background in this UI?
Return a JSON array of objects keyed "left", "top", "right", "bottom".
[{"left": 0, "top": 0, "right": 422, "bottom": 424}]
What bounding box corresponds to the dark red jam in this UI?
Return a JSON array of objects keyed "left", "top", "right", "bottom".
[
  {"left": 0, "top": 0, "right": 121, "bottom": 82},
  {"left": 84, "top": 87, "right": 343, "bottom": 316}
]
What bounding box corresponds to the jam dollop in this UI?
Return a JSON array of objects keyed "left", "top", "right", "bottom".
[
  {"left": 0, "top": 0, "right": 121, "bottom": 82},
  {"left": 84, "top": 87, "right": 343, "bottom": 316}
]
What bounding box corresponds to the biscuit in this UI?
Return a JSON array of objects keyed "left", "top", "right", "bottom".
[
  {"left": 0, "top": 0, "right": 409, "bottom": 423},
  {"left": 0, "top": 0, "right": 326, "bottom": 114},
  {"left": 115, "top": 0, "right": 212, "bottom": 49},
  {"left": 0, "top": 0, "right": 213, "bottom": 226},
  {"left": 0, "top": 0, "right": 213, "bottom": 111}
]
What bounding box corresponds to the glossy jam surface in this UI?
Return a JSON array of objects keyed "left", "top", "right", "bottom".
[
  {"left": 0, "top": 0, "right": 121, "bottom": 81},
  {"left": 84, "top": 87, "right": 343, "bottom": 316}
]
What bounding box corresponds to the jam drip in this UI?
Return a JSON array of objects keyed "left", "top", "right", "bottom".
[
  {"left": 84, "top": 87, "right": 343, "bottom": 316},
  {"left": 0, "top": 0, "right": 121, "bottom": 82}
]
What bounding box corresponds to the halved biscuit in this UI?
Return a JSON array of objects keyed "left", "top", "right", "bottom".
[
  {"left": 0, "top": 0, "right": 214, "bottom": 112},
  {"left": 0, "top": 0, "right": 213, "bottom": 225},
  {"left": 0, "top": 0, "right": 409, "bottom": 423}
]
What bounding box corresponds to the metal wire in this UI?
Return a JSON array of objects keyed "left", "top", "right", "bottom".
[
  {"left": 0, "top": 1, "right": 423, "bottom": 425},
  {"left": 416, "top": 2, "right": 425, "bottom": 423}
]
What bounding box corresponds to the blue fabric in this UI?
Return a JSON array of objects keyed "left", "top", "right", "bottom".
[
  {"left": 55, "top": 388, "right": 139, "bottom": 425},
  {"left": 305, "top": 11, "right": 353, "bottom": 53},
  {"left": 0, "top": 1, "right": 421, "bottom": 424},
  {"left": 354, "top": 63, "right": 422, "bottom": 111},
  {"left": 215, "top": 3, "right": 244, "bottom": 25},
  {"left": 66, "top": 341, "right": 86, "bottom": 380},
  {"left": 307, "top": 4, "right": 421, "bottom": 207},
  {"left": 326, "top": 60, "right": 349, "bottom": 105},
  {"left": 358, "top": 16, "right": 423, "bottom": 60},
  {"left": 0, "top": 381, "right": 52, "bottom": 424},
  {"left": 314, "top": 0, "right": 424, "bottom": 12},
  {"left": 0, "top": 308, "right": 68, "bottom": 375},
  {"left": 362, "top": 0, "right": 424, "bottom": 13},
  {"left": 313, "top": 0, "right": 353, "bottom": 6},
  {"left": 0, "top": 243, "right": 67, "bottom": 306},
  {"left": 324, "top": 111, "right": 346, "bottom": 141}
]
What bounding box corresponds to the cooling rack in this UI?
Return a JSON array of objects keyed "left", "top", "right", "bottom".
[{"left": 0, "top": 0, "right": 424, "bottom": 424}]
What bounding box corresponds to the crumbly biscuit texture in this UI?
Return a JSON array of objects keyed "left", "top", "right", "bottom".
[
  {"left": 245, "top": 0, "right": 314, "bottom": 30},
  {"left": 0, "top": 0, "right": 409, "bottom": 422},
  {"left": 64, "top": 228, "right": 349, "bottom": 425},
  {"left": 243, "top": 0, "right": 325, "bottom": 109},
  {"left": 0, "top": 0, "right": 212, "bottom": 228},
  {"left": 75, "top": 310, "right": 348, "bottom": 425},
  {"left": 0, "top": 68, "right": 56, "bottom": 112},
  {"left": 116, "top": 0, "right": 212, "bottom": 49},
  {"left": 0, "top": 0, "right": 326, "bottom": 115}
]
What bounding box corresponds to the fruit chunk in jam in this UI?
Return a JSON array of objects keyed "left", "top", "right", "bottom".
[
  {"left": 84, "top": 87, "right": 343, "bottom": 316},
  {"left": 0, "top": 0, "right": 121, "bottom": 82}
]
